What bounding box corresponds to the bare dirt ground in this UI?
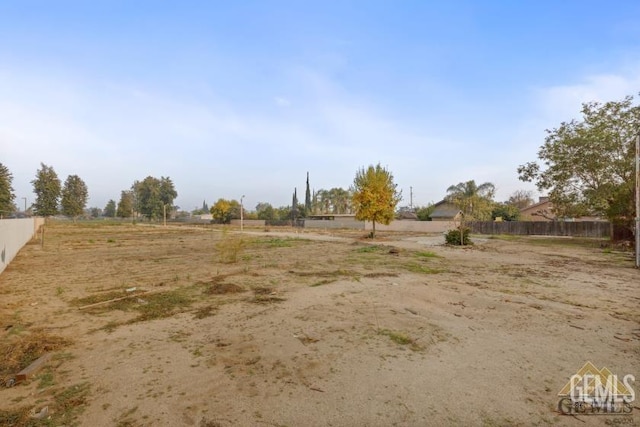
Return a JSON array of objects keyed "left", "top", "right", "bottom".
[{"left": 0, "top": 222, "right": 638, "bottom": 427}]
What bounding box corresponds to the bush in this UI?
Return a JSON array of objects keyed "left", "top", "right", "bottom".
[
  {"left": 215, "top": 231, "right": 245, "bottom": 263},
  {"left": 445, "top": 228, "right": 471, "bottom": 245},
  {"left": 415, "top": 205, "right": 435, "bottom": 221}
]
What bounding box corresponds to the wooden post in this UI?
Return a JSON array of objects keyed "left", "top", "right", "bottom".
[{"left": 635, "top": 134, "right": 639, "bottom": 268}]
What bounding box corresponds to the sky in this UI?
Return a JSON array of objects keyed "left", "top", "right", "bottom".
[{"left": 1, "top": 1, "right": 640, "bottom": 212}]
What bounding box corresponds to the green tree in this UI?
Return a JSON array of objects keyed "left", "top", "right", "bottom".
[
  {"left": 31, "top": 163, "right": 61, "bottom": 217},
  {"left": 274, "top": 205, "right": 292, "bottom": 221},
  {"left": 314, "top": 189, "right": 330, "bottom": 213},
  {"left": 61, "top": 175, "right": 89, "bottom": 220},
  {"left": 116, "top": 191, "right": 134, "bottom": 218},
  {"left": 0, "top": 163, "right": 16, "bottom": 216},
  {"left": 445, "top": 180, "right": 496, "bottom": 220},
  {"left": 255, "top": 202, "right": 275, "bottom": 221},
  {"left": 89, "top": 207, "right": 101, "bottom": 218},
  {"left": 329, "top": 187, "right": 352, "bottom": 214},
  {"left": 313, "top": 187, "right": 352, "bottom": 214},
  {"left": 507, "top": 190, "right": 534, "bottom": 210},
  {"left": 305, "top": 172, "right": 312, "bottom": 214},
  {"left": 159, "top": 176, "right": 178, "bottom": 208},
  {"left": 291, "top": 189, "right": 298, "bottom": 221},
  {"left": 351, "top": 163, "right": 402, "bottom": 238},
  {"left": 518, "top": 95, "right": 639, "bottom": 230},
  {"left": 104, "top": 199, "right": 117, "bottom": 218},
  {"left": 132, "top": 176, "right": 178, "bottom": 221},
  {"left": 491, "top": 203, "right": 520, "bottom": 221},
  {"left": 415, "top": 203, "right": 435, "bottom": 221}
]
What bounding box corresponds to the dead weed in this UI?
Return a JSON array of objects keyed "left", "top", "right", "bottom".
[{"left": 0, "top": 330, "right": 71, "bottom": 379}]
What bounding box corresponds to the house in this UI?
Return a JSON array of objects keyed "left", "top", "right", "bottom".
[
  {"left": 396, "top": 210, "right": 418, "bottom": 220},
  {"left": 519, "top": 197, "right": 606, "bottom": 222},
  {"left": 430, "top": 200, "right": 462, "bottom": 222},
  {"left": 520, "top": 197, "right": 554, "bottom": 221}
]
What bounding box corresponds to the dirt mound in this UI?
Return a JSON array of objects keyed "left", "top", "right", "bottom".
[{"left": 206, "top": 282, "right": 245, "bottom": 295}]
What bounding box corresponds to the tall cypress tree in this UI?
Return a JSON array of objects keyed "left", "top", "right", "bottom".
[
  {"left": 305, "top": 172, "right": 311, "bottom": 214},
  {"left": 291, "top": 188, "right": 298, "bottom": 221}
]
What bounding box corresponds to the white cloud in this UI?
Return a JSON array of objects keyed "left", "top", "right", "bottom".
[
  {"left": 534, "top": 63, "right": 640, "bottom": 122},
  {"left": 7, "top": 59, "right": 637, "bottom": 211}
]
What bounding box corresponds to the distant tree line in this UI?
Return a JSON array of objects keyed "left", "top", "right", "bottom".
[{"left": 6, "top": 91, "right": 636, "bottom": 232}]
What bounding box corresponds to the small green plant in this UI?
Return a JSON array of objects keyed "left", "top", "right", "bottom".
[
  {"left": 261, "top": 238, "right": 292, "bottom": 247},
  {"left": 52, "top": 382, "right": 91, "bottom": 424},
  {"left": 0, "top": 382, "right": 90, "bottom": 426},
  {"left": 445, "top": 228, "right": 471, "bottom": 245},
  {"left": 37, "top": 370, "right": 55, "bottom": 388},
  {"left": 355, "top": 245, "right": 386, "bottom": 253},
  {"left": 415, "top": 251, "right": 440, "bottom": 258},
  {"left": 215, "top": 231, "right": 245, "bottom": 264},
  {"left": 379, "top": 329, "right": 413, "bottom": 345}
]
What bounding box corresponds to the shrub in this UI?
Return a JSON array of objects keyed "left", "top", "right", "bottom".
[
  {"left": 445, "top": 228, "right": 471, "bottom": 245},
  {"left": 215, "top": 230, "right": 245, "bottom": 263}
]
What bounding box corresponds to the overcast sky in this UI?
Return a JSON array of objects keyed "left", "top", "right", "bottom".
[{"left": 1, "top": 1, "right": 639, "bottom": 212}]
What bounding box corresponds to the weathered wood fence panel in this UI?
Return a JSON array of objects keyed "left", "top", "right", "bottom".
[{"left": 468, "top": 221, "right": 611, "bottom": 238}]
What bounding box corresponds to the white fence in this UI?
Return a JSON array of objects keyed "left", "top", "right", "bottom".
[{"left": 0, "top": 218, "right": 45, "bottom": 274}]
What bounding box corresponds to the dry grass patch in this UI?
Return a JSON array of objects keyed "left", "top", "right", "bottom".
[
  {"left": 205, "top": 282, "right": 245, "bottom": 295},
  {"left": 76, "top": 287, "right": 198, "bottom": 328},
  {"left": 249, "top": 286, "right": 287, "bottom": 304},
  {"left": 0, "top": 382, "right": 91, "bottom": 427},
  {"left": 0, "top": 330, "right": 71, "bottom": 381},
  {"left": 363, "top": 272, "right": 399, "bottom": 278},
  {"left": 193, "top": 305, "right": 218, "bottom": 319}
]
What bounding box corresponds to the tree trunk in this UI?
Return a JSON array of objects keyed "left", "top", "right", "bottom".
[{"left": 372, "top": 221, "right": 376, "bottom": 238}]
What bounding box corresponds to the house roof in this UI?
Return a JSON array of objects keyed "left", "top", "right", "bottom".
[
  {"left": 520, "top": 199, "right": 553, "bottom": 214},
  {"left": 396, "top": 211, "right": 418, "bottom": 220},
  {"left": 430, "top": 200, "right": 461, "bottom": 219}
]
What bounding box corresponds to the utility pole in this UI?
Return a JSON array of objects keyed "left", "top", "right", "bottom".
[
  {"left": 410, "top": 187, "right": 413, "bottom": 210},
  {"left": 240, "top": 195, "right": 245, "bottom": 232},
  {"left": 635, "top": 134, "right": 639, "bottom": 268}
]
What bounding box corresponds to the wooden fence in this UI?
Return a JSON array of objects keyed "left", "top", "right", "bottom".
[{"left": 468, "top": 221, "right": 611, "bottom": 238}]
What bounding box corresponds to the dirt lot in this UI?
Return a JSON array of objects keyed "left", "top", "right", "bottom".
[{"left": 0, "top": 222, "right": 638, "bottom": 426}]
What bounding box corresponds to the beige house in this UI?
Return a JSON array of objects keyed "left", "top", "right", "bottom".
[
  {"left": 520, "top": 197, "right": 606, "bottom": 222},
  {"left": 430, "top": 200, "right": 462, "bottom": 222},
  {"left": 520, "top": 197, "right": 555, "bottom": 221}
]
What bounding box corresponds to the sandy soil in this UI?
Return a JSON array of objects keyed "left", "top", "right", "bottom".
[{"left": 0, "top": 222, "right": 638, "bottom": 427}]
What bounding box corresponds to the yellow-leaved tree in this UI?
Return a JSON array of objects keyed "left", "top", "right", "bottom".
[
  {"left": 351, "top": 163, "right": 402, "bottom": 238},
  {"left": 210, "top": 198, "right": 241, "bottom": 224}
]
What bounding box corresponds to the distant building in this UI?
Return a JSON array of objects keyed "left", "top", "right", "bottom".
[
  {"left": 519, "top": 197, "right": 606, "bottom": 222},
  {"left": 520, "top": 197, "right": 554, "bottom": 221},
  {"left": 396, "top": 210, "right": 418, "bottom": 220},
  {"left": 430, "top": 200, "right": 462, "bottom": 222}
]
